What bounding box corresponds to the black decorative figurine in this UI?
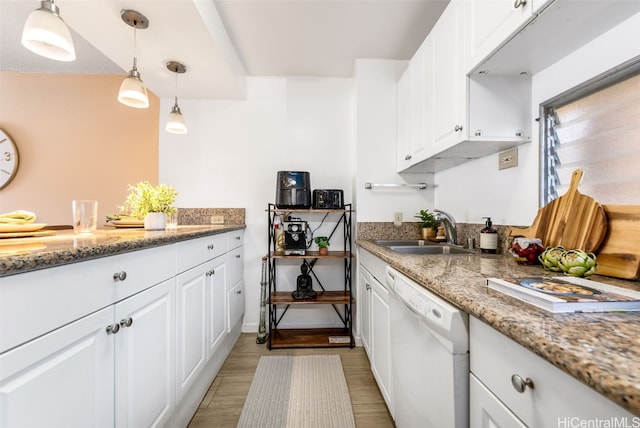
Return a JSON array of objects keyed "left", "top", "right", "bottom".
[{"left": 292, "top": 263, "right": 317, "bottom": 300}]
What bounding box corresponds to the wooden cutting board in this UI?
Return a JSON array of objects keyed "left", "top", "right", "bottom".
[
  {"left": 596, "top": 205, "right": 640, "bottom": 280},
  {"left": 508, "top": 169, "right": 608, "bottom": 253}
]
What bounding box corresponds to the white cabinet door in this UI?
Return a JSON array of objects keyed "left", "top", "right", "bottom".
[
  {"left": 470, "top": 374, "right": 526, "bottom": 428},
  {"left": 176, "top": 262, "right": 208, "bottom": 401},
  {"left": 371, "top": 277, "right": 393, "bottom": 413},
  {"left": 227, "top": 280, "right": 245, "bottom": 331},
  {"left": 358, "top": 266, "right": 373, "bottom": 357},
  {"left": 396, "top": 66, "right": 412, "bottom": 171},
  {"left": 227, "top": 245, "right": 243, "bottom": 293},
  {"left": 0, "top": 307, "right": 114, "bottom": 428},
  {"left": 431, "top": 0, "right": 467, "bottom": 152},
  {"left": 115, "top": 278, "right": 176, "bottom": 428},
  {"left": 466, "top": 0, "right": 533, "bottom": 70},
  {"left": 207, "top": 256, "right": 227, "bottom": 351}
]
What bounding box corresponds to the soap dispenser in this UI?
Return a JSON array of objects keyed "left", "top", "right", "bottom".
[{"left": 480, "top": 217, "right": 498, "bottom": 254}]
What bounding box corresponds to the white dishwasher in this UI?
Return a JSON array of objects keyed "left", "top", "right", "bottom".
[{"left": 386, "top": 266, "right": 469, "bottom": 428}]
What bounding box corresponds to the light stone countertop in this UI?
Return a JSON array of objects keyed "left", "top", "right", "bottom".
[
  {"left": 0, "top": 225, "right": 245, "bottom": 277},
  {"left": 357, "top": 239, "right": 640, "bottom": 417}
]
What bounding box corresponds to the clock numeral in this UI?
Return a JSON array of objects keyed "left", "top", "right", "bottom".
[{"left": 3, "top": 151, "right": 12, "bottom": 162}]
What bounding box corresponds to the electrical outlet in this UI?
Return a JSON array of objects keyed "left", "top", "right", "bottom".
[
  {"left": 499, "top": 148, "right": 518, "bottom": 170},
  {"left": 394, "top": 212, "right": 402, "bottom": 227},
  {"left": 210, "top": 215, "right": 224, "bottom": 224}
]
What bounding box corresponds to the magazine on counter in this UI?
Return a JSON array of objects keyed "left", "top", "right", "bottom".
[{"left": 486, "top": 276, "right": 640, "bottom": 313}]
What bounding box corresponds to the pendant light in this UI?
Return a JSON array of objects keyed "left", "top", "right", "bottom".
[
  {"left": 118, "top": 10, "right": 149, "bottom": 109},
  {"left": 165, "top": 61, "right": 188, "bottom": 134},
  {"left": 21, "top": 0, "right": 76, "bottom": 61}
]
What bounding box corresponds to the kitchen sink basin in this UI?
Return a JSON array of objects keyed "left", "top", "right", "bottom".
[
  {"left": 374, "top": 240, "right": 475, "bottom": 255},
  {"left": 388, "top": 245, "right": 475, "bottom": 255}
]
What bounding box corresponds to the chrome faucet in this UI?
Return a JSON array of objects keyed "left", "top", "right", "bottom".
[{"left": 434, "top": 209, "right": 457, "bottom": 246}]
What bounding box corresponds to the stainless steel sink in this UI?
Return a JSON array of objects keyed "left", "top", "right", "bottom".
[
  {"left": 374, "top": 240, "right": 475, "bottom": 255},
  {"left": 388, "top": 245, "right": 474, "bottom": 255}
]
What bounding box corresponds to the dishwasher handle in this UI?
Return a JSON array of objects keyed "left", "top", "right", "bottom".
[{"left": 385, "top": 266, "right": 396, "bottom": 289}]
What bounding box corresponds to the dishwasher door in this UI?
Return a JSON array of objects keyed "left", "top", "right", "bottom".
[{"left": 388, "top": 267, "right": 469, "bottom": 428}]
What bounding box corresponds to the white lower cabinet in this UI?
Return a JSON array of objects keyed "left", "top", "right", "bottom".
[
  {"left": 0, "top": 278, "right": 176, "bottom": 428},
  {"left": 470, "top": 317, "right": 634, "bottom": 427},
  {"left": 370, "top": 268, "right": 393, "bottom": 414},
  {"left": 0, "top": 230, "right": 245, "bottom": 427},
  {"left": 176, "top": 253, "right": 226, "bottom": 402},
  {"left": 115, "top": 279, "right": 176, "bottom": 428},
  {"left": 358, "top": 265, "right": 372, "bottom": 356},
  {"left": 0, "top": 306, "right": 114, "bottom": 428}
]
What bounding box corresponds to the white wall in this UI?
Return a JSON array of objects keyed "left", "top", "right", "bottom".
[
  {"left": 434, "top": 12, "right": 640, "bottom": 227},
  {"left": 159, "top": 77, "right": 355, "bottom": 332},
  {"left": 354, "top": 59, "right": 436, "bottom": 223}
]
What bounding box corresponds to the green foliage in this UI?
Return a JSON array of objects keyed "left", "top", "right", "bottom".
[
  {"left": 121, "top": 181, "right": 178, "bottom": 218},
  {"left": 414, "top": 209, "right": 439, "bottom": 230},
  {"left": 314, "top": 236, "right": 330, "bottom": 248}
]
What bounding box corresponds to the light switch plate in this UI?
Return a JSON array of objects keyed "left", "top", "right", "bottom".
[
  {"left": 210, "top": 215, "right": 224, "bottom": 224},
  {"left": 499, "top": 148, "right": 518, "bottom": 170}
]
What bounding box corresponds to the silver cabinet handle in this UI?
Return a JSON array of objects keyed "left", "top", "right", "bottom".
[
  {"left": 404, "top": 154, "right": 412, "bottom": 161},
  {"left": 206, "top": 269, "right": 215, "bottom": 277},
  {"left": 454, "top": 124, "right": 463, "bottom": 132},
  {"left": 236, "top": 290, "right": 242, "bottom": 295},
  {"left": 106, "top": 323, "right": 120, "bottom": 335},
  {"left": 113, "top": 271, "right": 127, "bottom": 281},
  {"left": 514, "top": 0, "right": 526, "bottom": 8},
  {"left": 235, "top": 254, "right": 241, "bottom": 259},
  {"left": 511, "top": 374, "right": 534, "bottom": 393},
  {"left": 235, "top": 236, "right": 241, "bottom": 240},
  {"left": 120, "top": 317, "right": 133, "bottom": 328},
  {"left": 365, "top": 283, "right": 371, "bottom": 291},
  {"left": 207, "top": 244, "right": 214, "bottom": 250}
]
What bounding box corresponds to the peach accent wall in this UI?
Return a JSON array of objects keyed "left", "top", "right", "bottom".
[{"left": 0, "top": 71, "right": 159, "bottom": 226}]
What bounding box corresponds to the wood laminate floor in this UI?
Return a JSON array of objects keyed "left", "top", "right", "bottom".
[{"left": 188, "top": 333, "right": 395, "bottom": 428}]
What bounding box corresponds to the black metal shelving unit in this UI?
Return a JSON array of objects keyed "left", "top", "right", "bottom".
[{"left": 266, "top": 203, "right": 354, "bottom": 349}]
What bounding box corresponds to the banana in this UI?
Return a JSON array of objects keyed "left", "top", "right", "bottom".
[{"left": 0, "top": 210, "right": 36, "bottom": 224}]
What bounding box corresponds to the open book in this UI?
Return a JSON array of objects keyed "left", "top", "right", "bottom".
[{"left": 486, "top": 276, "right": 640, "bottom": 313}]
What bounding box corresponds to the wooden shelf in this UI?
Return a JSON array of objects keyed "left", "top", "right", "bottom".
[
  {"left": 270, "top": 250, "right": 352, "bottom": 259},
  {"left": 268, "top": 208, "right": 353, "bottom": 213},
  {"left": 271, "top": 291, "right": 352, "bottom": 305},
  {"left": 269, "top": 328, "right": 353, "bottom": 349}
]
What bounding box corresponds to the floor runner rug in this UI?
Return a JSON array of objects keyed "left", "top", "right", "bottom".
[{"left": 237, "top": 355, "right": 356, "bottom": 428}]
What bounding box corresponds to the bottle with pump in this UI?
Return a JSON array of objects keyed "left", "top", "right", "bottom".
[
  {"left": 274, "top": 214, "right": 285, "bottom": 252},
  {"left": 480, "top": 217, "right": 498, "bottom": 254}
]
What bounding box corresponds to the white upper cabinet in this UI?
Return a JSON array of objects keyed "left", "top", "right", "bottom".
[{"left": 466, "top": 0, "right": 533, "bottom": 71}]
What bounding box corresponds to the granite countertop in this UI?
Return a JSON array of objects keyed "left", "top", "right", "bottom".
[
  {"left": 358, "top": 239, "right": 640, "bottom": 417},
  {"left": 0, "top": 225, "right": 245, "bottom": 277}
]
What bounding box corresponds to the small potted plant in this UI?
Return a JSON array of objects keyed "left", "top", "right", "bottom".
[
  {"left": 314, "top": 236, "right": 330, "bottom": 255},
  {"left": 121, "top": 181, "right": 178, "bottom": 230},
  {"left": 414, "top": 209, "right": 439, "bottom": 240}
]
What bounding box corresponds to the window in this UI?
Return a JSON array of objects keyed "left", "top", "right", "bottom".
[{"left": 541, "top": 60, "right": 640, "bottom": 205}]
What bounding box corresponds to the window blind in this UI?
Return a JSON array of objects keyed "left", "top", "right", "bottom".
[{"left": 543, "top": 69, "right": 640, "bottom": 205}]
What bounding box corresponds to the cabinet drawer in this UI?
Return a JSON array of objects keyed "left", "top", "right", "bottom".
[
  {"left": 469, "top": 317, "right": 633, "bottom": 426},
  {"left": 176, "top": 233, "right": 227, "bottom": 273},
  {"left": 0, "top": 244, "right": 176, "bottom": 354},
  {"left": 227, "top": 229, "right": 244, "bottom": 250}
]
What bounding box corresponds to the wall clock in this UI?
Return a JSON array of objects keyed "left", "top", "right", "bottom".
[{"left": 0, "top": 128, "right": 20, "bottom": 190}]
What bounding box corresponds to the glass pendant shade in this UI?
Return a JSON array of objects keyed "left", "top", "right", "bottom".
[
  {"left": 21, "top": 1, "right": 76, "bottom": 61},
  {"left": 118, "top": 63, "right": 149, "bottom": 109},
  {"left": 166, "top": 102, "right": 188, "bottom": 134}
]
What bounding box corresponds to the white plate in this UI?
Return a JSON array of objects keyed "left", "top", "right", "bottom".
[{"left": 0, "top": 223, "right": 47, "bottom": 233}]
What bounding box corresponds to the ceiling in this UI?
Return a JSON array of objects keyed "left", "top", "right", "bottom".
[{"left": 1, "top": 0, "right": 448, "bottom": 99}]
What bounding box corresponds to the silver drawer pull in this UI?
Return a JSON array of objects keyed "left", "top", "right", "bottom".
[
  {"left": 120, "top": 317, "right": 133, "bottom": 328},
  {"left": 106, "top": 323, "right": 120, "bottom": 335},
  {"left": 113, "top": 271, "right": 127, "bottom": 282},
  {"left": 511, "top": 374, "right": 534, "bottom": 393},
  {"left": 454, "top": 124, "right": 463, "bottom": 132},
  {"left": 235, "top": 236, "right": 241, "bottom": 240},
  {"left": 236, "top": 290, "right": 242, "bottom": 295},
  {"left": 235, "top": 254, "right": 241, "bottom": 259},
  {"left": 206, "top": 270, "right": 215, "bottom": 277},
  {"left": 207, "top": 244, "right": 214, "bottom": 250}
]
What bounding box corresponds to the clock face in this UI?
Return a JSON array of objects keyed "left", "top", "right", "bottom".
[{"left": 0, "top": 129, "right": 19, "bottom": 190}]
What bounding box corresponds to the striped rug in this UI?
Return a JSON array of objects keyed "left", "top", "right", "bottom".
[{"left": 237, "top": 355, "right": 356, "bottom": 428}]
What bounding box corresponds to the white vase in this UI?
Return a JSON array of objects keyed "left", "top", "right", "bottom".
[{"left": 144, "top": 212, "right": 166, "bottom": 230}]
